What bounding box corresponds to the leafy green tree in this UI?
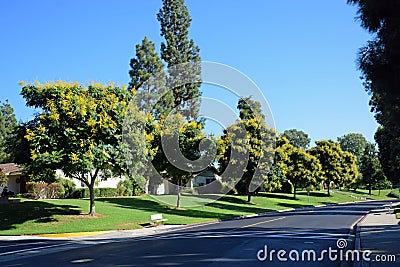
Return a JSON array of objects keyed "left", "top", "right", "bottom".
[
  {"left": 0, "top": 100, "right": 18, "bottom": 163},
  {"left": 337, "top": 133, "right": 368, "bottom": 167},
  {"left": 128, "top": 36, "right": 173, "bottom": 120},
  {"left": 21, "top": 81, "right": 147, "bottom": 215},
  {"left": 361, "top": 142, "right": 386, "bottom": 195},
  {"left": 348, "top": 0, "right": 400, "bottom": 184},
  {"left": 157, "top": 0, "right": 201, "bottom": 120},
  {"left": 285, "top": 147, "right": 321, "bottom": 199},
  {"left": 282, "top": 129, "right": 311, "bottom": 149},
  {"left": 154, "top": 115, "right": 208, "bottom": 207},
  {"left": 218, "top": 97, "right": 275, "bottom": 202},
  {"left": 274, "top": 136, "right": 321, "bottom": 199},
  {"left": 338, "top": 151, "right": 359, "bottom": 190},
  {"left": 309, "top": 140, "right": 349, "bottom": 196},
  {"left": 375, "top": 126, "right": 400, "bottom": 184}
]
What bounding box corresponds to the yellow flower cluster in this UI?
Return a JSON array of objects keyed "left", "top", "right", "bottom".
[
  {"left": 71, "top": 153, "right": 79, "bottom": 164},
  {"left": 30, "top": 149, "right": 38, "bottom": 160},
  {"left": 24, "top": 129, "right": 35, "bottom": 141}
]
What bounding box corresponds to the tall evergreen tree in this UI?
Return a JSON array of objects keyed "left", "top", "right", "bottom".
[
  {"left": 157, "top": 0, "right": 201, "bottom": 120},
  {"left": 128, "top": 37, "right": 173, "bottom": 120},
  {"left": 0, "top": 100, "right": 18, "bottom": 163}
]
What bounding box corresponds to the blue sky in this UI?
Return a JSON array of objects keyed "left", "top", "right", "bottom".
[{"left": 0, "top": 0, "right": 378, "bottom": 144}]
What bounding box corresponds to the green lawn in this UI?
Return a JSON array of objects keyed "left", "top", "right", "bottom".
[{"left": 0, "top": 189, "right": 396, "bottom": 235}]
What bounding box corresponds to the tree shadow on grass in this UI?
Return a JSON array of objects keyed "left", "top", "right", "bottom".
[
  {"left": 218, "top": 195, "right": 249, "bottom": 205},
  {"left": 257, "top": 192, "right": 295, "bottom": 200},
  {"left": 98, "top": 197, "right": 273, "bottom": 220},
  {"left": 0, "top": 201, "right": 81, "bottom": 231},
  {"left": 297, "top": 191, "right": 329, "bottom": 197}
]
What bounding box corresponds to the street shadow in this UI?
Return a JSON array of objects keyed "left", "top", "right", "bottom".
[{"left": 0, "top": 201, "right": 81, "bottom": 231}]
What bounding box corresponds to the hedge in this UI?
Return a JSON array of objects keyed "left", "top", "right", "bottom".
[{"left": 72, "top": 187, "right": 118, "bottom": 198}]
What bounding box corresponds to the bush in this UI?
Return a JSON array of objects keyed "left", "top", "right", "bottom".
[
  {"left": 117, "top": 179, "right": 144, "bottom": 196},
  {"left": 280, "top": 181, "right": 294, "bottom": 194},
  {"left": 181, "top": 187, "right": 198, "bottom": 195},
  {"left": 15, "top": 193, "right": 35, "bottom": 199},
  {"left": 72, "top": 187, "right": 118, "bottom": 198},
  {"left": 27, "top": 182, "right": 63, "bottom": 199},
  {"left": 57, "top": 178, "right": 76, "bottom": 198}
]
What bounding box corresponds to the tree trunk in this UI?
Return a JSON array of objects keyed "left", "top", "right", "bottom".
[
  {"left": 89, "top": 183, "right": 96, "bottom": 216},
  {"left": 327, "top": 179, "right": 331, "bottom": 197},
  {"left": 176, "top": 185, "right": 181, "bottom": 208},
  {"left": 88, "top": 169, "right": 99, "bottom": 216},
  {"left": 293, "top": 185, "right": 297, "bottom": 199},
  {"left": 368, "top": 184, "right": 372, "bottom": 195},
  {"left": 145, "top": 176, "right": 150, "bottom": 194},
  {"left": 247, "top": 193, "right": 251, "bottom": 203}
]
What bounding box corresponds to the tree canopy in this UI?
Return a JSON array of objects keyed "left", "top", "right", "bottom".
[
  {"left": 275, "top": 137, "right": 321, "bottom": 199},
  {"left": 0, "top": 100, "right": 18, "bottom": 163},
  {"left": 157, "top": 0, "right": 202, "bottom": 120},
  {"left": 21, "top": 81, "right": 147, "bottom": 215},
  {"left": 348, "top": 0, "right": 400, "bottom": 184},
  {"left": 128, "top": 36, "right": 173, "bottom": 120},
  {"left": 218, "top": 97, "right": 275, "bottom": 202},
  {"left": 309, "top": 140, "right": 358, "bottom": 196},
  {"left": 282, "top": 129, "right": 311, "bottom": 149}
]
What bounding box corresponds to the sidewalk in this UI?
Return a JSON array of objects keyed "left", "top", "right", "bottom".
[{"left": 357, "top": 204, "right": 400, "bottom": 267}]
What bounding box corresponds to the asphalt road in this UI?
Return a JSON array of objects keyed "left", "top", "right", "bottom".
[{"left": 0, "top": 200, "right": 396, "bottom": 267}]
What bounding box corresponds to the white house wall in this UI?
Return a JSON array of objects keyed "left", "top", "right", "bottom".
[
  {"left": 55, "top": 169, "right": 124, "bottom": 188},
  {"left": 6, "top": 175, "right": 20, "bottom": 194}
]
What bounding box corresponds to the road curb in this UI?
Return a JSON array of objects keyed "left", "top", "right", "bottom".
[{"left": 353, "top": 214, "right": 367, "bottom": 267}]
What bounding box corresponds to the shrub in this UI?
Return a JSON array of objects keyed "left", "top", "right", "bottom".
[
  {"left": 15, "top": 193, "right": 34, "bottom": 199},
  {"left": 27, "top": 182, "right": 63, "bottom": 199},
  {"left": 99, "top": 187, "right": 118, "bottom": 197},
  {"left": 57, "top": 178, "right": 76, "bottom": 198},
  {"left": 280, "top": 181, "right": 294, "bottom": 194},
  {"left": 117, "top": 178, "right": 145, "bottom": 196},
  {"left": 181, "top": 187, "right": 198, "bottom": 195},
  {"left": 72, "top": 187, "right": 118, "bottom": 198}
]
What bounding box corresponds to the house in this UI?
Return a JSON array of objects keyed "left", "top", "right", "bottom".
[
  {"left": 193, "top": 167, "right": 221, "bottom": 187},
  {"left": 55, "top": 170, "right": 122, "bottom": 189},
  {"left": 0, "top": 163, "right": 26, "bottom": 195},
  {"left": 0, "top": 163, "right": 222, "bottom": 196},
  {"left": 193, "top": 167, "right": 223, "bottom": 194},
  {"left": 148, "top": 167, "right": 222, "bottom": 195}
]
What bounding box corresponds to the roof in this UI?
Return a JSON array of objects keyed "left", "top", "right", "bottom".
[{"left": 0, "top": 163, "right": 22, "bottom": 175}]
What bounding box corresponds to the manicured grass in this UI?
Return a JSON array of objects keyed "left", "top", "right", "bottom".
[{"left": 0, "top": 190, "right": 396, "bottom": 235}]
